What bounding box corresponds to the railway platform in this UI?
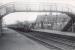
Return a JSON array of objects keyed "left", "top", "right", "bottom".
[
  {"left": 0, "top": 28, "right": 50, "bottom": 50},
  {"left": 32, "top": 29, "right": 75, "bottom": 37}
]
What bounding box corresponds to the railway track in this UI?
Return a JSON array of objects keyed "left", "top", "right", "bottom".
[
  {"left": 9, "top": 27, "right": 75, "bottom": 50},
  {"left": 20, "top": 32, "right": 62, "bottom": 50},
  {"left": 17, "top": 31, "right": 75, "bottom": 50}
]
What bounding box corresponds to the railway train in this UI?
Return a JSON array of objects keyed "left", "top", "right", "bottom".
[{"left": 7, "top": 23, "right": 32, "bottom": 32}]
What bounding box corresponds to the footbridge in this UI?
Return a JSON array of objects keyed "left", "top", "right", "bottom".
[{"left": 0, "top": 2, "right": 75, "bottom": 36}]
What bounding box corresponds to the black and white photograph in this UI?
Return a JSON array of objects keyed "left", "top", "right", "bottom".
[{"left": 0, "top": 0, "right": 75, "bottom": 50}]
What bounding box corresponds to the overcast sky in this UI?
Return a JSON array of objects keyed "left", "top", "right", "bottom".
[
  {"left": 3, "top": 12, "right": 50, "bottom": 25},
  {"left": 0, "top": 0, "right": 75, "bottom": 25},
  {"left": 0, "top": 0, "right": 75, "bottom": 6}
]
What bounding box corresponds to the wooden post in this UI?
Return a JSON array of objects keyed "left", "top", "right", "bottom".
[
  {"left": 0, "top": 16, "right": 3, "bottom": 37},
  {"left": 41, "top": 21, "right": 44, "bottom": 29}
]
